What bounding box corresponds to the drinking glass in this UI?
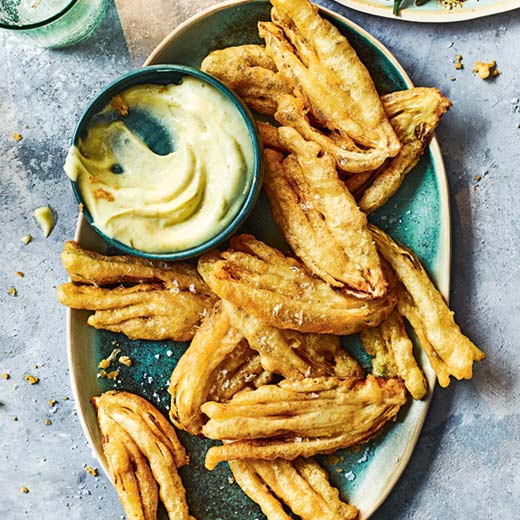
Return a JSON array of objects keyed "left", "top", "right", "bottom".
[{"left": 0, "top": 0, "right": 108, "bottom": 48}]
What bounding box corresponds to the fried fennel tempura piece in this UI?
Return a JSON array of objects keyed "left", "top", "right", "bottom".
[
  {"left": 61, "top": 241, "right": 209, "bottom": 292},
  {"left": 57, "top": 282, "right": 214, "bottom": 341},
  {"left": 229, "top": 458, "right": 358, "bottom": 520},
  {"left": 169, "top": 302, "right": 263, "bottom": 435},
  {"left": 360, "top": 310, "right": 427, "bottom": 400},
  {"left": 97, "top": 409, "right": 158, "bottom": 520},
  {"left": 170, "top": 300, "right": 361, "bottom": 434},
  {"left": 223, "top": 301, "right": 363, "bottom": 379},
  {"left": 198, "top": 234, "right": 397, "bottom": 335},
  {"left": 257, "top": 4, "right": 400, "bottom": 172},
  {"left": 202, "top": 375, "right": 407, "bottom": 469},
  {"left": 370, "top": 225, "right": 485, "bottom": 386},
  {"left": 93, "top": 391, "right": 190, "bottom": 520},
  {"left": 271, "top": 0, "right": 396, "bottom": 145},
  {"left": 266, "top": 127, "right": 386, "bottom": 297},
  {"left": 358, "top": 88, "right": 452, "bottom": 214},
  {"left": 200, "top": 44, "right": 292, "bottom": 116}
]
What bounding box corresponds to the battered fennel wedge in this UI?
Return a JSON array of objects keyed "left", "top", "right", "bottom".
[
  {"left": 168, "top": 301, "right": 271, "bottom": 435},
  {"left": 370, "top": 225, "right": 485, "bottom": 386},
  {"left": 360, "top": 309, "right": 428, "bottom": 400},
  {"left": 265, "top": 127, "right": 386, "bottom": 297},
  {"left": 201, "top": 44, "right": 450, "bottom": 212},
  {"left": 229, "top": 458, "right": 359, "bottom": 520},
  {"left": 57, "top": 241, "right": 216, "bottom": 341},
  {"left": 93, "top": 391, "right": 191, "bottom": 520},
  {"left": 170, "top": 300, "right": 362, "bottom": 435},
  {"left": 198, "top": 234, "right": 397, "bottom": 335},
  {"left": 202, "top": 375, "right": 407, "bottom": 469},
  {"left": 259, "top": 21, "right": 400, "bottom": 173}
]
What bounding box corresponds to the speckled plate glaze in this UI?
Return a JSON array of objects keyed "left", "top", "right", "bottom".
[
  {"left": 334, "top": 0, "right": 520, "bottom": 23},
  {"left": 67, "top": 1, "right": 451, "bottom": 519}
]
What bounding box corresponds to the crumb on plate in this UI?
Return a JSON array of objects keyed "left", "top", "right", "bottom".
[{"left": 118, "top": 355, "right": 133, "bottom": 367}]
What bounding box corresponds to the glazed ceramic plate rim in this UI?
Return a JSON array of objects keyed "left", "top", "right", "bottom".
[
  {"left": 333, "top": 0, "right": 520, "bottom": 22},
  {"left": 67, "top": 1, "right": 451, "bottom": 518}
]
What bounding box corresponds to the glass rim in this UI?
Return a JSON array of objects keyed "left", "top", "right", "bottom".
[{"left": 0, "top": 0, "right": 79, "bottom": 30}]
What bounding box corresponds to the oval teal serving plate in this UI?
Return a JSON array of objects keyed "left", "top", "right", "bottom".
[
  {"left": 67, "top": 1, "right": 451, "bottom": 519},
  {"left": 68, "top": 64, "right": 263, "bottom": 261}
]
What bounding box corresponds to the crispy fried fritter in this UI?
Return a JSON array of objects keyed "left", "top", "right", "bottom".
[
  {"left": 224, "top": 301, "right": 363, "bottom": 379},
  {"left": 198, "top": 234, "right": 397, "bottom": 335},
  {"left": 361, "top": 310, "right": 428, "bottom": 399},
  {"left": 371, "top": 225, "right": 485, "bottom": 386},
  {"left": 266, "top": 127, "right": 386, "bottom": 297},
  {"left": 57, "top": 282, "right": 215, "bottom": 342},
  {"left": 358, "top": 88, "right": 452, "bottom": 214},
  {"left": 202, "top": 375, "right": 407, "bottom": 469},
  {"left": 229, "top": 458, "right": 358, "bottom": 520},
  {"left": 93, "top": 391, "right": 190, "bottom": 520},
  {"left": 61, "top": 241, "right": 209, "bottom": 291}
]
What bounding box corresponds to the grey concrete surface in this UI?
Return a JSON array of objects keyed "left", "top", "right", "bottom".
[{"left": 0, "top": 1, "right": 518, "bottom": 519}]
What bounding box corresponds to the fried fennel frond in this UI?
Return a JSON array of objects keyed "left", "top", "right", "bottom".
[
  {"left": 202, "top": 375, "right": 407, "bottom": 469},
  {"left": 198, "top": 234, "right": 397, "bottom": 335}
]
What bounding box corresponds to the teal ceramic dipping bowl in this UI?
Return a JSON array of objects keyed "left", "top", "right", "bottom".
[{"left": 68, "top": 65, "right": 263, "bottom": 260}]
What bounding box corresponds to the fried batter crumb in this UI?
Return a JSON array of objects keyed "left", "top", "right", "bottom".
[
  {"left": 63, "top": 396, "right": 69, "bottom": 401},
  {"left": 110, "top": 95, "right": 129, "bottom": 117},
  {"left": 44, "top": 418, "right": 52, "bottom": 426},
  {"left": 227, "top": 476, "right": 235, "bottom": 485},
  {"left": 118, "top": 355, "right": 133, "bottom": 367},
  {"left": 12, "top": 416, "right": 18, "bottom": 421},
  {"left": 99, "top": 348, "right": 121, "bottom": 370},
  {"left": 454, "top": 54, "right": 463, "bottom": 70},
  {"left": 16, "top": 271, "right": 24, "bottom": 278},
  {"left": 107, "top": 369, "right": 119, "bottom": 379},
  {"left": 473, "top": 60, "right": 500, "bottom": 79},
  {"left": 474, "top": 175, "right": 482, "bottom": 182},
  {"left": 48, "top": 399, "right": 57, "bottom": 407},
  {"left": 85, "top": 466, "right": 98, "bottom": 477},
  {"left": 8, "top": 287, "right": 17, "bottom": 297},
  {"left": 21, "top": 234, "right": 32, "bottom": 245},
  {"left": 12, "top": 133, "right": 23, "bottom": 142},
  {"left": 21, "top": 486, "right": 29, "bottom": 494},
  {"left": 23, "top": 374, "right": 39, "bottom": 385},
  {"left": 2, "top": 373, "right": 10, "bottom": 380}
]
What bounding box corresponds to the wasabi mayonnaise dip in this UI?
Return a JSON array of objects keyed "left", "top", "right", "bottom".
[{"left": 64, "top": 78, "right": 254, "bottom": 253}]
